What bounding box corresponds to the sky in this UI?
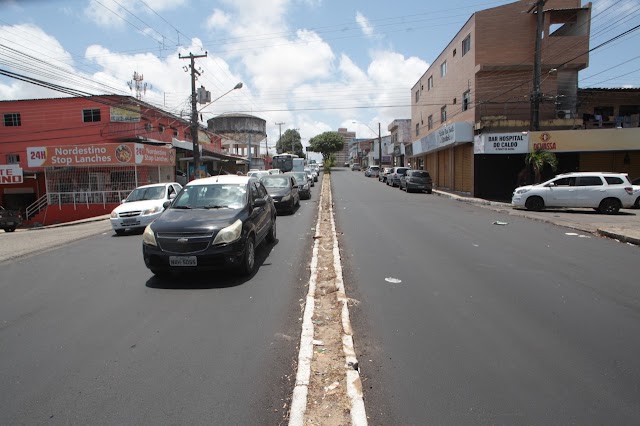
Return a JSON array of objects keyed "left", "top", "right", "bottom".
[{"left": 1, "top": 0, "right": 639, "bottom": 158}]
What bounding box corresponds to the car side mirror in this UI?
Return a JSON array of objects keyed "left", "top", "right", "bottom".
[
  {"left": 163, "top": 200, "right": 172, "bottom": 209},
  {"left": 254, "top": 198, "right": 267, "bottom": 207},
  {"left": 169, "top": 193, "right": 177, "bottom": 200}
]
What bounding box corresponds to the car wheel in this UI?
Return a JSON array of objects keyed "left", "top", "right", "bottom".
[
  {"left": 5, "top": 226, "right": 16, "bottom": 232},
  {"left": 266, "top": 218, "right": 277, "bottom": 243},
  {"left": 598, "top": 198, "right": 621, "bottom": 215},
  {"left": 115, "top": 229, "right": 126, "bottom": 236},
  {"left": 239, "top": 235, "right": 256, "bottom": 275},
  {"left": 635, "top": 196, "right": 640, "bottom": 209},
  {"left": 524, "top": 196, "right": 544, "bottom": 211},
  {"left": 427, "top": 189, "right": 432, "bottom": 194}
]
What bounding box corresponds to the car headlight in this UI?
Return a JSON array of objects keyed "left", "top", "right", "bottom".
[
  {"left": 110, "top": 210, "right": 118, "bottom": 219},
  {"left": 142, "top": 205, "right": 162, "bottom": 215},
  {"left": 142, "top": 225, "right": 157, "bottom": 246},
  {"left": 282, "top": 194, "right": 291, "bottom": 202},
  {"left": 213, "top": 219, "right": 242, "bottom": 245},
  {"left": 516, "top": 188, "right": 531, "bottom": 195}
]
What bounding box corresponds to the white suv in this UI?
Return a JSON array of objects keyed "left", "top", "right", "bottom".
[{"left": 512, "top": 172, "right": 635, "bottom": 214}]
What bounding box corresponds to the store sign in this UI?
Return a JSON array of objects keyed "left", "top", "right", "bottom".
[
  {"left": 474, "top": 133, "right": 529, "bottom": 154},
  {"left": 529, "top": 128, "right": 640, "bottom": 152},
  {"left": 110, "top": 105, "right": 141, "bottom": 122},
  {"left": 27, "top": 143, "right": 175, "bottom": 167},
  {"left": 0, "top": 164, "right": 23, "bottom": 184}
]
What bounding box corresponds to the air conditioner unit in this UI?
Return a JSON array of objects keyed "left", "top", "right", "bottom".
[{"left": 556, "top": 110, "right": 572, "bottom": 119}]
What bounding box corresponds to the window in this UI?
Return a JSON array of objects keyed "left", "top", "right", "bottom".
[
  {"left": 605, "top": 176, "right": 625, "bottom": 185},
  {"left": 6, "top": 154, "right": 20, "bottom": 164},
  {"left": 452, "top": 49, "right": 457, "bottom": 57},
  {"left": 415, "top": 90, "right": 419, "bottom": 103},
  {"left": 462, "top": 34, "right": 471, "bottom": 56},
  {"left": 453, "top": 98, "right": 457, "bottom": 105},
  {"left": 440, "top": 61, "right": 447, "bottom": 78},
  {"left": 427, "top": 76, "right": 433, "bottom": 91},
  {"left": 3, "top": 113, "right": 21, "bottom": 127},
  {"left": 158, "top": 124, "right": 165, "bottom": 133},
  {"left": 576, "top": 176, "right": 603, "bottom": 186},
  {"left": 427, "top": 115, "right": 433, "bottom": 130},
  {"left": 441, "top": 106, "right": 447, "bottom": 123},
  {"left": 415, "top": 123, "right": 419, "bottom": 136},
  {"left": 82, "top": 108, "right": 101, "bottom": 122},
  {"left": 463, "top": 90, "right": 471, "bottom": 112}
]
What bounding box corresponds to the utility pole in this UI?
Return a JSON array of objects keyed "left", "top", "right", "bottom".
[
  {"left": 378, "top": 122, "right": 382, "bottom": 167},
  {"left": 275, "top": 122, "right": 285, "bottom": 153},
  {"left": 179, "top": 51, "right": 207, "bottom": 179},
  {"left": 529, "top": 0, "right": 546, "bottom": 131}
]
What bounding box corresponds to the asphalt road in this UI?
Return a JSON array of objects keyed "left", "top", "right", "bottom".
[
  {"left": 333, "top": 168, "right": 640, "bottom": 425},
  {"left": 0, "top": 190, "right": 319, "bottom": 425}
]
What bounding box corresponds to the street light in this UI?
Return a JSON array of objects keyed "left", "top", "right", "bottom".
[
  {"left": 352, "top": 121, "right": 382, "bottom": 167},
  {"left": 191, "top": 82, "right": 243, "bottom": 179}
]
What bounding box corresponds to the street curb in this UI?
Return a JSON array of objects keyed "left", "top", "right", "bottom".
[{"left": 597, "top": 229, "right": 640, "bottom": 246}]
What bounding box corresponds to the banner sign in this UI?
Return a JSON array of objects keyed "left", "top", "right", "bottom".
[
  {"left": 110, "top": 105, "right": 141, "bottom": 122},
  {"left": 529, "top": 128, "right": 640, "bottom": 152},
  {"left": 0, "top": 164, "right": 23, "bottom": 184},
  {"left": 474, "top": 133, "right": 529, "bottom": 154},
  {"left": 27, "top": 143, "right": 175, "bottom": 167}
]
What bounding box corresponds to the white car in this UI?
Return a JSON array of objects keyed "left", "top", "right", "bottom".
[
  {"left": 110, "top": 182, "right": 182, "bottom": 235},
  {"left": 304, "top": 167, "right": 318, "bottom": 182},
  {"left": 267, "top": 169, "right": 282, "bottom": 175},
  {"left": 248, "top": 170, "right": 270, "bottom": 179},
  {"left": 512, "top": 172, "right": 635, "bottom": 215}
]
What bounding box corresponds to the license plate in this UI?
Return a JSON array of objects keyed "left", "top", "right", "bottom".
[
  {"left": 169, "top": 256, "right": 197, "bottom": 267},
  {"left": 122, "top": 218, "right": 139, "bottom": 225},
  {"left": 6, "top": 222, "right": 14, "bottom": 226}
]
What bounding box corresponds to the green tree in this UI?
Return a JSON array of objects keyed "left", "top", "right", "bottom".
[
  {"left": 308, "top": 132, "right": 345, "bottom": 170},
  {"left": 276, "top": 129, "right": 304, "bottom": 158},
  {"left": 525, "top": 148, "right": 558, "bottom": 183}
]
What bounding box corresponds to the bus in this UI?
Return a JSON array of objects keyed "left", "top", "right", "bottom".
[{"left": 272, "top": 153, "right": 301, "bottom": 173}]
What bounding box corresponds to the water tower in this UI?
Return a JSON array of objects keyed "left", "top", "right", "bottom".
[{"left": 207, "top": 113, "right": 266, "bottom": 169}]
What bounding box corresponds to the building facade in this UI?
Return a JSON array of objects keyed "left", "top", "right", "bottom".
[
  {"left": 409, "top": 0, "right": 598, "bottom": 199},
  {"left": 0, "top": 96, "right": 243, "bottom": 225},
  {"left": 335, "top": 128, "right": 356, "bottom": 166}
]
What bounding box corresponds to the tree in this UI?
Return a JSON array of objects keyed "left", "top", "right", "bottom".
[
  {"left": 308, "top": 132, "right": 345, "bottom": 168},
  {"left": 276, "top": 129, "right": 304, "bottom": 158},
  {"left": 525, "top": 148, "right": 558, "bottom": 184}
]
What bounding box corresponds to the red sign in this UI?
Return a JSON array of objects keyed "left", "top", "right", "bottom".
[
  {"left": 28, "top": 143, "right": 175, "bottom": 167},
  {"left": 0, "top": 165, "right": 24, "bottom": 184}
]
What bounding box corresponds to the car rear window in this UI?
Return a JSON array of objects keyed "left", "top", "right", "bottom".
[
  {"left": 397, "top": 168, "right": 409, "bottom": 174},
  {"left": 576, "top": 176, "right": 603, "bottom": 186},
  {"left": 604, "top": 176, "right": 625, "bottom": 185},
  {"left": 410, "top": 171, "right": 430, "bottom": 178}
]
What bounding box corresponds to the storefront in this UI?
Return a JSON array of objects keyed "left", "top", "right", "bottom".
[
  {"left": 410, "top": 122, "right": 474, "bottom": 193},
  {"left": 24, "top": 142, "right": 175, "bottom": 225}
]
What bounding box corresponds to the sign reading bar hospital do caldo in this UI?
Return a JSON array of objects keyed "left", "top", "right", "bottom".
[
  {"left": 474, "top": 133, "right": 529, "bottom": 154},
  {"left": 0, "top": 165, "right": 24, "bottom": 184},
  {"left": 27, "top": 143, "right": 175, "bottom": 167}
]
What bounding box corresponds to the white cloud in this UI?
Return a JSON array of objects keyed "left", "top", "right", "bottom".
[
  {"left": 356, "top": 12, "right": 374, "bottom": 38},
  {"left": 84, "top": 0, "right": 187, "bottom": 29},
  {"left": 206, "top": 9, "right": 231, "bottom": 30}
]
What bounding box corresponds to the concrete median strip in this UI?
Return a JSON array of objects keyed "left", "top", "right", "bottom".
[{"left": 289, "top": 173, "right": 367, "bottom": 426}]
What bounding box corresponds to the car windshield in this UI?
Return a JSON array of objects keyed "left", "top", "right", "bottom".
[
  {"left": 260, "top": 176, "right": 290, "bottom": 188},
  {"left": 171, "top": 184, "right": 246, "bottom": 209},
  {"left": 125, "top": 186, "right": 165, "bottom": 202}
]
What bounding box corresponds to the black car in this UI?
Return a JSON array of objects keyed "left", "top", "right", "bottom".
[
  {"left": 399, "top": 170, "right": 433, "bottom": 193},
  {"left": 142, "top": 175, "right": 277, "bottom": 277},
  {"left": 260, "top": 174, "right": 300, "bottom": 214}
]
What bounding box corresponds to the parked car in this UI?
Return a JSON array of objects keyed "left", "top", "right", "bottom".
[
  {"left": 304, "top": 169, "right": 315, "bottom": 187},
  {"left": 260, "top": 174, "right": 300, "bottom": 214},
  {"left": 142, "top": 175, "right": 276, "bottom": 277},
  {"left": 351, "top": 164, "right": 361, "bottom": 171},
  {"left": 110, "top": 182, "right": 182, "bottom": 235},
  {"left": 286, "top": 172, "right": 311, "bottom": 200},
  {"left": 0, "top": 205, "right": 22, "bottom": 232},
  {"left": 344, "top": 162, "right": 350, "bottom": 167},
  {"left": 632, "top": 177, "right": 640, "bottom": 208},
  {"left": 386, "top": 167, "right": 411, "bottom": 187},
  {"left": 379, "top": 167, "right": 392, "bottom": 182},
  {"left": 512, "top": 172, "right": 636, "bottom": 214},
  {"left": 399, "top": 170, "right": 433, "bottom": 193},
  {"left": 364, "top": 166, "right": 380, "bottom": 178}
]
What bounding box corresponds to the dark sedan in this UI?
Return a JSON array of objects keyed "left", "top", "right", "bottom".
[
  {"left": 260, "top": 174, "right": 300, "bottom": 214},
  {"left": 142, "top": 175, "right": 277, "bottom": 277}
]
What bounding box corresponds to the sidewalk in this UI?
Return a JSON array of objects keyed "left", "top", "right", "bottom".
[{"left": 433, "top": 189, "right": 640, "bottom": 246}]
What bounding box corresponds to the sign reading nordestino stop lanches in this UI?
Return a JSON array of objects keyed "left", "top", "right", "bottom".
[{"left": 27, "top": 143, "right": 175, "bottom": 167}]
